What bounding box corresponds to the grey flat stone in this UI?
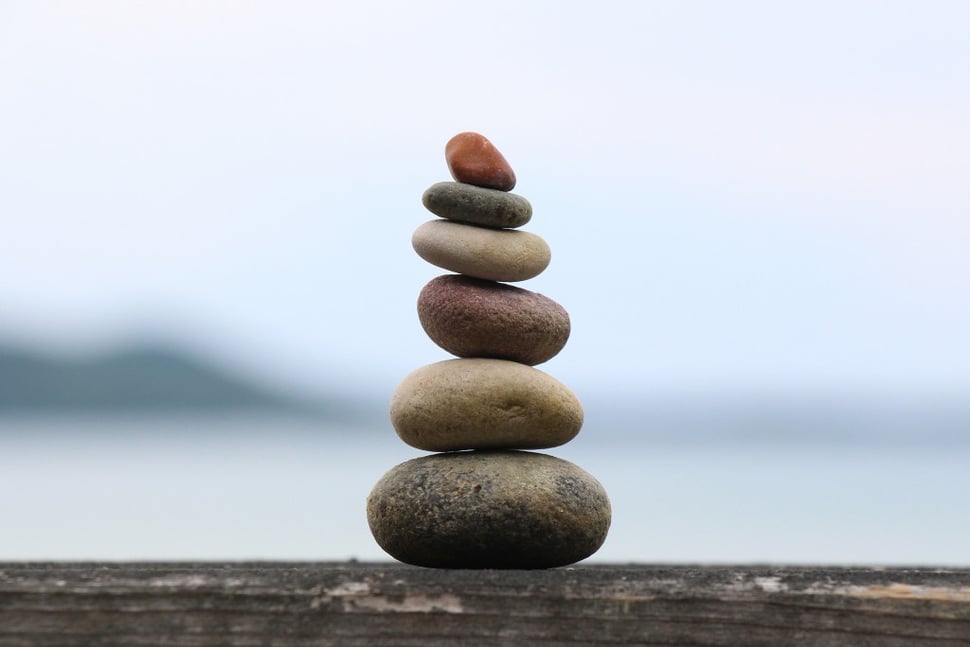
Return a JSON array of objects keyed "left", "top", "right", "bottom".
[{"left": 422, "top": 181, "right": 532, "bottom": 229}]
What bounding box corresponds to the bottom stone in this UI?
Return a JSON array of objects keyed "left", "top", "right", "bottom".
[{"left": 366, "top": 450, "right": 611, "bottom": 569}]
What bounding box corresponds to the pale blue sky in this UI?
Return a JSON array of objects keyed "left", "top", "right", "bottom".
[{"left": 2, "top": 1, "right": 969, "bottom": 401}]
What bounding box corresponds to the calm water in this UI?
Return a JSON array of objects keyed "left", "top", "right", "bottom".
[{"left": 1, "top": 414, "right": 968, "bottom": 566}]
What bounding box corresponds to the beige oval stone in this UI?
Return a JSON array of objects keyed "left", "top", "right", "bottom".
[
  {"left": 367, "top": 450, "right": 611, "bottom": 569},
  {"left": 411, "top": 220, "right": 551, "bottom": 282},
  {"left": 390, "top": 358, "right": 583, "bottom": 452}
]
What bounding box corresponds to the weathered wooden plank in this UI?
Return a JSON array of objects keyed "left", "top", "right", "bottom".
[{"left": 0, "top": 562, "right": 968, "bottom": 646}]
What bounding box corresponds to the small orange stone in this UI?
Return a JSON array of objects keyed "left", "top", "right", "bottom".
[{"left": 445, "top": 132, "right": 516, "bottom": 191}]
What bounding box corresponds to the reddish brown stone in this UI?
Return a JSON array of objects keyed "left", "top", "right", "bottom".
[
  {"left": 445, "top": 132, "right": 517, "bottom": 191},
  {"left": 417, "top": 274, "right": 570, "bottom": 366}
]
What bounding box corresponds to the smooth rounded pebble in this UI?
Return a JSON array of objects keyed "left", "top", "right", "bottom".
[
  {"left": 411, "top": 220, "right": 551, "bottom": 282},
  {"left": 390, "top": 358, "right": 583, "bottom": 451},
  {"left": 445, "top": 131, "right": 516, "bottom": 191},
  {"left": 366, "top": 450, "right": 611, "bottom": 569},
  {"left": 422, "top": 182, "right": 532, "bottom": 229},
  {"left": 418, "top": 274, "right": 570, "bottom": 366}
]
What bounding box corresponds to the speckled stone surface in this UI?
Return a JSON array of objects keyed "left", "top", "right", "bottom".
[
  {"left": 417, "top": 274, "right": 569, "bottom": 366},
  {"left": 411, "top": 219, "right": 551, "bottom": 282},
  {"left": 445, "top": 131, "right": 516, "bottom": 191},
  {"left": 390, "top": 358, "right": 583, "bottom": 451},
  {"left": 366, "top": 450, "right": 611, "bottom": 568},
  {"left": 422, "top": 181, "right": 532, "bottom": 229}
]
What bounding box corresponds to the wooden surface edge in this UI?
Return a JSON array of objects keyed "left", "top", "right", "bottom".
[{"left": 1, "top": 562, "right": 969, "bottom": 646}]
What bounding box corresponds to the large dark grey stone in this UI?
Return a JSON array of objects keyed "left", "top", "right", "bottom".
[{"left": 366, "top": 450, "right": 611, "bottom": 569}]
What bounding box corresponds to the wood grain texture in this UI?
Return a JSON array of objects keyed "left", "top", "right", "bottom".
[{"left": 1, "top": 562, "right": 969, "bottom": 646}]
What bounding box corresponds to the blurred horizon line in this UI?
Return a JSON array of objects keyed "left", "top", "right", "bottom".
[{"left": 2, "top": 335, "right": 968, "bottom": 447}]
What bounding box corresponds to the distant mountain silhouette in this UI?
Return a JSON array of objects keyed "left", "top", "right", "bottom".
[{"left": 0, "top": 341, "right": 375, "bottom": 421}]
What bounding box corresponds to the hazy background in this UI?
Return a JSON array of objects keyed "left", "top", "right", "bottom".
[{"left": 1, "top": 1, "right": 969, "bottom": 564}]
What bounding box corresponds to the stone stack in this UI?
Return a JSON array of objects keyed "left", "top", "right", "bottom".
[{"left": 366, "top": 132, "right": 611, "bottom": 569}]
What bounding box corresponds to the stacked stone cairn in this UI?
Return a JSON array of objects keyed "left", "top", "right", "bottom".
[{"left": 366, "top": 132, "right": 611, "bottom": 569}]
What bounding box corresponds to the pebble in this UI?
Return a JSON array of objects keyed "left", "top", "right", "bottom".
[
  {"left": 390, "top": 358, "right": 583, "bottom": 452},
  {"left": 417, "top": 274, "right": 570, "bottom": 366},
  {"left": 445, "top": 131, "right": 516, "bottom": 191},
  {"left": 366, "top": 450, "right": 612, "bottom": 569},
  {"left": 422, "top": 181, "right": 532, "bottom": 229},
  {"left": 411, "top": 220, "right": 551, "bottom": 282}
]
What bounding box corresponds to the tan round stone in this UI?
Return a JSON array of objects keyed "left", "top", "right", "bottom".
[
  {"left": 411, "top": 220, "right": 551, "bottom": 282},
  {"left": 366, "top": 450, "right": 611, "bottom": 569},
  {"left": 390, "top": 358, "right": 583, "bottom": 451}
]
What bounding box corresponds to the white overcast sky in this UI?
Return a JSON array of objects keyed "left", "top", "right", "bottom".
[{"left": 1, "top": 1, "right": 968, "bottom": 400}]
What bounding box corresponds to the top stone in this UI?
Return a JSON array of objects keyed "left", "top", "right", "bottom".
[{"left": 446, "top": 132, "right": 516, "bottom": 191}]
